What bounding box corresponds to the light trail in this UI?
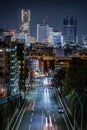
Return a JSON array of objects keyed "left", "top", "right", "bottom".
[
  {"left": 49, "top": 115, "right": 53, "bottom": 127},
  {"left": 45, "top": 117, "right": 48, "bottom": 127},
  {"left": 43, "top": 88, "right": 50, "bottom": 104},
  {"left": 44, "top": 115, "right": 55, "bottom": 130}
]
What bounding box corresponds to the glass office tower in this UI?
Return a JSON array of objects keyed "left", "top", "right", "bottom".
[
  {"left": 37, "top": 24, "right": 49, "bottom": 43},
  {"left": 63, "top": 15, "right": 77, "bottom": 45}
]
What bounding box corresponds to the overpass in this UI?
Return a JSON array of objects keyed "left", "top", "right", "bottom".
[
  {"left": 27, "top": 55, "right": 87, "bottom": 61},
  {"left": 27, "top": 55, "right": 87, "bottom": 69},
  {"left": 27, "top": 55, "right": 72, "bottom": 61}
]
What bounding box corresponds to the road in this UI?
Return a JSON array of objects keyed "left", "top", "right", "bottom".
[{"left": 18, "top": 76, "right": 72, "bottom": 130}]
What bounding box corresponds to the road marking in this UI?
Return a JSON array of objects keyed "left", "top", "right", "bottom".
[
  {"left": 32, "top": 113, "right": 34, "bottom": 116},
  {"left": 32, "top": 107, "right": 34, "bottom": 111},
  {"left": 28, "top": 124, "right": 31, "bottom": 130},
  {"left": 54, "top": 118, "right": 55, "bottom": 122},
  {"left": 30, "top": 118, "right": 32, "bottom": 122}
]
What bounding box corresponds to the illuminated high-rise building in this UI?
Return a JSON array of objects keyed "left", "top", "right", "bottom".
[
  {"left": 81, "top": 35, "right": 87, "bottom": 48},
  {"left": 19, "top": 9, "right": 30, "bottom": 46},
  {"left": 48, "top": 27, "right": 54, "bottom": 44},
  {"left": 20, "top": 9, "right": 30, "bottom": 34},
  {"left": 53, "top": 31, "right": 63, "bottom": 46},
  {"left": 37, "top": 24, "right": 49, "bottom": 43},
  {"left": 63, "top": 14, "right": 77, "bottom": 45}
]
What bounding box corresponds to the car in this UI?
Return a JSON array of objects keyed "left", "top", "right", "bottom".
[{"left": 58, "top": 106, "right": 65, "bottom": 113}]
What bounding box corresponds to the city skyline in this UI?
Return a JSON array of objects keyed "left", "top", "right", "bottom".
[{"left": 0, "top": 0, "right": 87, "bottom": 38}]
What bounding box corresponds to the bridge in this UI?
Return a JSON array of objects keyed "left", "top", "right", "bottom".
[
  {"left": 27, "top": 55, "right": 87, "bottom": 68},
  {"left": 27, "top": 55, "right": 71, "bottom": 60},
  {"left": 27, "top": 55, "right": 87, "bottom": 61}
]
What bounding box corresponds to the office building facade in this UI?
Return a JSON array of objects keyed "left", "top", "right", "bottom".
[
  {"left": 37, "top": 24, "right": 49, "bottom": 43},
  {"left": 53, "top": 31, "right": 63, "bottom": 46},
  {"left": 63, "top": 15, "right": 77, "bottom": 45},
  {"left": 81, "top": 35, "right": 87, "bottom": 48},
  {"left": 0, "top": 35, "right": 18, "bottom": 97},
  {"left": 17, "top": 41, "right": 26, "bottom": 90}
]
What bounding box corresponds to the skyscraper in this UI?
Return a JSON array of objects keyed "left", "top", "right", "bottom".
[
  {"left": 63, "top": 14, "right": 77, "bottom": 45},
  {"left": 53, "top": 31, "right": 63, "bottom": 46},
  {"left": 48, "top": 27, "right": 54, "bottom": 44},
  {"left": 19, "top": 9, "right": 30, "bottom": 46},
  {"left": 37, "top": 24, "right": 49, "bottom": 43},
  {"left": 20, "top": 9, "right": 30, "bottom": 34},
  {"left": 81, "top": 35, "right": 87, "bottom": 48}
]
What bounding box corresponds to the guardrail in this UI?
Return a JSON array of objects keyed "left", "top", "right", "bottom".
[
  {"left": 54, "top": 88, "right": 73, "bottom": 130},
  {"left": 11, "top": 100, "right": 26, "bottom": 130}
]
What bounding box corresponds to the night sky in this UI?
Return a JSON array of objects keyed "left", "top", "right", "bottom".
[{"left": 0, "top": 0, "right": 87, "bottom": 38}]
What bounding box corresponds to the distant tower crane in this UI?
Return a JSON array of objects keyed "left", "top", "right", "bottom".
[{"left": 42, "top": 15, "right": 48, "bottom": 24}]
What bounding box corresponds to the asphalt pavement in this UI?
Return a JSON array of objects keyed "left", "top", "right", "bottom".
[{"left": 18, "top": 76, "right": 73, "bottom": 130}]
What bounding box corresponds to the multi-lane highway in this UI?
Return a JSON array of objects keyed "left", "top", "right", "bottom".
[{"left": 18, "top": 76, "right": 73, "bottom": 130}]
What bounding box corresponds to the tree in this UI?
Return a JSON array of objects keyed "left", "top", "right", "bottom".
[
  {"left": 65, "top": 57, "right": 87, "bottom": 94},
  {"left": 53, "top": 67, "right": 67, "bottom": 88},
  {"left": 57, "top": 67, "right": 67, "bottom": 84}
]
